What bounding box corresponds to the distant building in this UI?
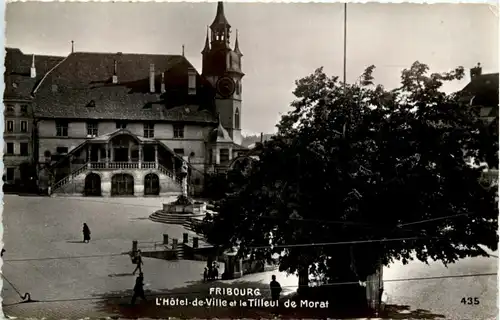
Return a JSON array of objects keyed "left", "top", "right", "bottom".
[
  {"left": 461, "top": 63, "right": 499, "bottom": 123},
  {"left": 3, "top": 48, "right": 64, "bottom": 185},
  {"left": 6, "top": 1, "right": 248, "bottom": 196},
  {"left": 461, "top": 63, "right": 499, "bottom": 187}
]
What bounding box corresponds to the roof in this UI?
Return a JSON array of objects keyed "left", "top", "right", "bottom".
[
  {"left": 32, "top": 51, "right": 218, "bottom": 122},
  {"left": 461, "top": 73, "right": 499, "bottom": 117},
  {"left": 4, "top": 48, "right": 65, "bottom": 100},
  {"left": 210, "top": 120, "right": 233, "bottom": 143}
]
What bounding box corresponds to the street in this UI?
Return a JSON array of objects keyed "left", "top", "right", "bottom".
[
  {"left": 1, "top": 195, "right": 297, "bottom": 319},
  {"left": 1, "top": 195, "right": 497, "bottom": 319},
  {"left": 383, "top": 250, "right": 498, "bottom": 320}
]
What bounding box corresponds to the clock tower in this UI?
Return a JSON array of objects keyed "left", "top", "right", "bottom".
[{"left": 202, "top": 1, "right": 244, "bottom": 145}]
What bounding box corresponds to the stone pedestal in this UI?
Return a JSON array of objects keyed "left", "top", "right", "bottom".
[{"left": 223, "top": 253, "right": 243, "bottom": 279}]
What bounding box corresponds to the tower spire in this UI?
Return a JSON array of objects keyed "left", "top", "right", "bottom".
[
  {"left": 202, "top": 26, "right": 211, "bottom": 54},
  {"left": 210, "top": 1, "right": 231, "bottom": 48},
  {"left": 211, "top": 2, "right": 230, "bottom": 28},
  {"left": 30, "top": 54, "right": 36, "bottom": 78},
  {"left": 234, "top": 29, "right": 242, "bottom": 56}
]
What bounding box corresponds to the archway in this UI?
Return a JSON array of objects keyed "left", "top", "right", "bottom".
[
  {"left": 111, "top": 173, "right": 134, "bottom": 196},
  {"left": 84, "top": 173, "right": 102, "bottom": 196},
  {"left": 144, "top": 173, "right": 160, "bottom": 196}
]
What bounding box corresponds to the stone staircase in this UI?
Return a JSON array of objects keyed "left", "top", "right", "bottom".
[
  {"left": 175, "top": 246, "right": 184, "bottom": 259},
  {"left": 51, "top": 162, "right": 181, "bottom": 195},
  {"left": 149, "top": 210, "right": 204, "bottom": 231}
]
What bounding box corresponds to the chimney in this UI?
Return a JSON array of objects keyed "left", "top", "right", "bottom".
[
  {"left": 161, "top": 72, "right": 166, "bottom": 93},
  {"left": 30, "top": 54, "right": 36, "bottom": 78},
  {"left": 149, "top": 64, "right": 155, "bottom": 93},
  {"left": 470, "top": 62, "right": 482, "bottom": 79},
  {"left": 188, "top": 68, "right": 196, "bottom": 95},
  {"left": 112, "top": 60, "right": 118, "bottom": 84},
  {"left": 260, "top": 132, "right": 263, "bottom": 143}
]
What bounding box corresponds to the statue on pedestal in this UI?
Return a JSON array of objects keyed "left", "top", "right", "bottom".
[
  {"left": 181, "top": 161, "right": 189, "bottom": 197},
  {"left": 174, "top": 160, "right": 193, "bottom": 206}
]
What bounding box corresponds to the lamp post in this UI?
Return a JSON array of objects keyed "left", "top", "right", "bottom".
[{"left": 343, "top": 3, "right": 347, "bottom": 91}]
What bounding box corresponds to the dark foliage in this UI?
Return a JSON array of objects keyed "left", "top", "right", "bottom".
[{"left": 199, "top": 62, "right": 499, "bottom": 284}]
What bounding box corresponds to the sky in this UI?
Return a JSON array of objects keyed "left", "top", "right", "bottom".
[{"left": 5, "top": 2, "right": 499, "bottom": 135}]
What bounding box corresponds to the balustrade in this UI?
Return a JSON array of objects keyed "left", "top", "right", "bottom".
[{"left": 87, "top": 161, "right": 160, "bottom": 170}]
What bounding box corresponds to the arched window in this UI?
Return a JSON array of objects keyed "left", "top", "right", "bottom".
[{"left": 235, "top": 108, "right": 240, "bottom": 129}]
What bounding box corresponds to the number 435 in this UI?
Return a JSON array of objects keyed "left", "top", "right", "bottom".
[{"left": 461, "top": 297, "right": 480, "bottom": 305}]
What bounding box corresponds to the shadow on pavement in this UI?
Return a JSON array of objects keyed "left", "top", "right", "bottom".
[
  {"left": 382, "top": 304, "right": 446, "bottom": 319},
  {"left": 108, "top": 273, "right": 135, "bottom": 278},
  {"left": 92, "top": 278, "right": 375, "bottom": 319},
  {"left": 66, "top": 240, "right": 84, "bottom": 243}
]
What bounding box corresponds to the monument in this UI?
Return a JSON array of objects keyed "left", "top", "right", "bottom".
[{"left": 150, "top": 159, "right": 206, "bottom": 225}]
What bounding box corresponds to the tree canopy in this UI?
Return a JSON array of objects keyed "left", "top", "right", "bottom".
[{"left": 200, "top": 62, "right": 499, "bottom": 283}]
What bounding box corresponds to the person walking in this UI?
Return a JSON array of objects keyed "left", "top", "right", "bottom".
[
  {"left": 131, "top": 272, "right": 147, "bottom": 305},
  {"left": 82, "top": 223, "right": 91, "bottom": 243},
  {"left": 270, "top": 275, "right": 282, "bottom": 302},
  {"left": 132, "top": 250, "right": 143, "bottom": 275},
  {"left": 1, "top": 248, "right": 5, "bottom": 257}
]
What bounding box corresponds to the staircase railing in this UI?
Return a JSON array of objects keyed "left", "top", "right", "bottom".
[
  {"left": 157, "top": 163, "right": 183, "bottom": 185},
  {"left": 51, "top": 162, "right": 182, "bottom": 194},
  {"left": 52, "top": 162, "right": 89, "bottom": 192}
]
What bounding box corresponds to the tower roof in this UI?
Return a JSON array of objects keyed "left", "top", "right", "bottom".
[
  {"left": 202, "top": 27, "right": 211, "bottom": 54},
  {"left": 234, "top": 29, "right": 242, "bottom": 56},
  {"left": 211, "top": 113, "right": 233, "bottom": 143},
  {"left": 210, "top": 2, "right": 231, "bottom": 28}
]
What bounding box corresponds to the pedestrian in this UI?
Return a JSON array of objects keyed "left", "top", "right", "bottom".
[
  {"left": 203, "top": 267, "right": 208, "bottom": 282},
  {"left": 132, "top": 250, "right": 143, "bottom": 275},
  {"left": 269, "top": 275, "right": 282, "bottom": 302},
  {"left": 131, "top": 272, "right": 147, "bottom": 305},
  {"left": 1, "top": 248, "right": 5, "bottom": 257},
  {"left": 82, "top": 223, "right": 91, "bottom": 243}
]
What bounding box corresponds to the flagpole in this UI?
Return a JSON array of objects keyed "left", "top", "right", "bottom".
[{"left": 343, "top": 2, "right": 347, "bottom": 91}]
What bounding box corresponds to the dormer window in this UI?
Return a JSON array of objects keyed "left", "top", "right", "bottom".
[
  {"left": 12, "top": 83, "right": 18, "bottom": 88},
  {"left": 52, "top": 84, "right": 58, "bottom": 93},
  {"left": 87, "top": 100, "right": 96, "bottom": 108}
]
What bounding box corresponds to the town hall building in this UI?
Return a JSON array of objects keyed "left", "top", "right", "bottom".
[{"left": 30, "top": 1, "right": 247, "bottom": 196}]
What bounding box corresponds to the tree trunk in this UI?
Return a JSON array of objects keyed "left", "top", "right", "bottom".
[{"left": 298, "top": 265, "right": 309, "bottom": 295}]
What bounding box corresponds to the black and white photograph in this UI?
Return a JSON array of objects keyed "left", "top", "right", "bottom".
[{"left": 1, "top": 1, "right": 498, "bottom": 319}]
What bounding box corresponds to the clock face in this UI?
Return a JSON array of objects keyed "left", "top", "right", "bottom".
[{"left": 216, "top": 77, "right": 236, "bottom": 98}]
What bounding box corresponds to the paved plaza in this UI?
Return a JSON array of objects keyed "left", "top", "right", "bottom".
[
  {"left": 1, "top": 195, "right": 496, "bottom": 319},
  {"left": 1, "top": 195, "right": 298, "bottom": 319}
]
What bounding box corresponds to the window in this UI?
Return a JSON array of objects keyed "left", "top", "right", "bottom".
[
  {"left": 6, "top": 168, "right": 15, "bottom": 182},
  {"left": 86, "top": 121, "right": 98, "bottom": 137},
  {"left": 20, "top": 120, "right": 28, "bottom": 133},
  {"left": 173, "top": 124, "right": 184, "bottom": 138},
  {"left": 5, "top": 105, "right": 15, "bottom": 113},
  {"left": 6, "top": 143, "right": 14, "bottom": 155},
  {"left": 6, "top": 120, "right": 14, "bottom": 133},
  {"left": 173, "top": 148, "right": 185, "bottom": 156},
  {"left": 116, "top": 121, "right": 127, "bottom": 129},
  {"left": 20, "top": 143, "right": 29, "bottom": 156},
  {"left": 56, "top": 121, "right": 68, "bottom": 137},
  {"left": 20, "top": 105, "right": 28, "bottom": 114},
  {"left": 144, "top": 123, "right": 155, "bottom": 138},
  {"left": 220, "top": 148, "right": 230, "bottom": 163},
  {"left": 235, "top": 109, "right": 240, "bottom": 129},
  {"left": 56, "top": 147, "right": 68, "bottom": 154},
  {"left": 235, "top": 81, "right": 240, "bottom": 95}
]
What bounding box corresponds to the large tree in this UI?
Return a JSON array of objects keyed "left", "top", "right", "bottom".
[{"left": 200, "top": 62, "right": 498, "bottom": 285}]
